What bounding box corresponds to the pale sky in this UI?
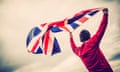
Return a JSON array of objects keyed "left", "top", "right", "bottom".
[{"left": 0, "top": 0, "right": 120, "bottom": 72}]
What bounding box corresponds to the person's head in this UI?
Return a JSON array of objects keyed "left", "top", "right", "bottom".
[{"left": 79, "top": 29, "right": 91, "bottom": 42}]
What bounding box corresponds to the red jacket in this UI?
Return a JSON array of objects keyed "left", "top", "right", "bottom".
[{"left": 70, "top": 13, "right": 113, "bottom": 72}]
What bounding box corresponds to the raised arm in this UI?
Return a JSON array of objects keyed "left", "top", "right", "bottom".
[
  {"left": 69, "top": 32, "right": 78, "bottom": 52},
  {"left": 90, "top": 8, "right": 108, "bottom": 44}
]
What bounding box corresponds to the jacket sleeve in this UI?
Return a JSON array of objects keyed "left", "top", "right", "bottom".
[
  {"left": 89, "top": 12, "right": 108, "bottom": 45},
  {"left": 70, "top": 37, "right": 79, "bottom": 53}
]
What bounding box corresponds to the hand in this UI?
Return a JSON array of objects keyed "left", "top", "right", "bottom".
[{"left": 103, "top": 8, "right": 108, "bottom": 13}]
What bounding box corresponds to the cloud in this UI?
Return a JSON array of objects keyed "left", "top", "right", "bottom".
[
  {"left": 49, "top": 56, "right": 86, "bottom": 72},
  {"left": 110, "top": 53, "right": 120, "bottom": 61},
  {"left": 94, "top": 0, "right": 114, "bottom": 2},
  {"left": 102, "top": 0, "right": 114, "bottom": 2},
  {"left": 110, "top": 60, "right": 120, "bottom": 71},
  {"left": 0, "top": 66, "right": 16, "bottom": 72},
  {"left": 15, "top": 56, "right": 86, "bottom": 72}
]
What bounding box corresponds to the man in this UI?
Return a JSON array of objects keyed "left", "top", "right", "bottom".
[{"left": 69, "top": 8, "right": 113, "bottom": 72}]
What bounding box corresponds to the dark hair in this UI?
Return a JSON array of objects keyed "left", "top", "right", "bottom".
[{"left": 79, "top": 29, "right": 91, "bottom": 42}]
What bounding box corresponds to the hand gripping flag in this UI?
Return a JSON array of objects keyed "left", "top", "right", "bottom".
[{"left": 26, "top": 8, "right": 101, "bottom": 56}]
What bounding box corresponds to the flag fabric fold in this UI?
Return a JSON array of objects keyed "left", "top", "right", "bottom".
[{"left": 26, "top": 8, "right": 102, "bottom": 55}]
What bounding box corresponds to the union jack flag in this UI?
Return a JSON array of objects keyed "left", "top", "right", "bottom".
[{"left": 26, "top": 8, "right": 100, "bottom": 56}]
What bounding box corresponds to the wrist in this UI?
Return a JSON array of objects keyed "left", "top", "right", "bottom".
[
  {"left": 70, "top": 32, "right": 73, "bottom": 38},
  {"left": 103, "top": 11, "right": 108, "bottom": 14}
]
